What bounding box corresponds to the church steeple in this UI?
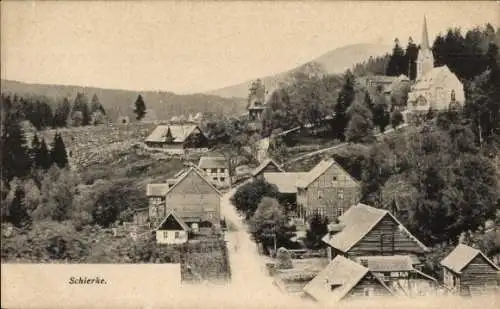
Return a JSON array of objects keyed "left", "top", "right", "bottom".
[
  {"left": 421, "top": 15, "right": 430, "bottom": 50},
  {"left": 416, "top": 15, "right": 434, "bottom": 80}
]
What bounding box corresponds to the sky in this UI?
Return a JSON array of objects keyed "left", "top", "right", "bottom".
[{"left": 1, "top": 1, "right": 499, "bottom": 94}]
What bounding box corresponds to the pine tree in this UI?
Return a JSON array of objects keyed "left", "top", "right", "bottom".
[
  {"left": 134, "top": 95, "right": 147, "bottom": 120},
  {"left": 30, "top": 134, "right": 41, "bottom": 169},
  {"left": 345, "top": 99, "right": 375, "bottom": 143},
  {"left": 333, "top": 71, "right": 356, "bottom": 141},
  {"left": 51, "top": 133, "right": 69, "bottom": 169},
  {"left": 90, "top": 94, "right": 106, "bottom": 115},
  {"left": 39, "top": 138, "right": 52, "bottom": 170},
  {"left": 72, "top": 93, "right": 91, "bottom": 126},
  {"left": 405, "top": 37, "right": 419, "bottom": 80},
  {"left": 1, "top": 110, "right": 32, "bottom": 182},
  {"left": 53, "top": 97, "right": 71, "bottom": 128},
  {"left": 386, "top": 38, "right": 406, "bottom": 76}
]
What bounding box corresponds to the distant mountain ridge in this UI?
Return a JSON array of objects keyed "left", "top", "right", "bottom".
[
  {"left": 1, "top": 80, "right": 246, "bottom": 123},
  {"left": 207, "top": 43, "right": 391, "bottom": 98}
]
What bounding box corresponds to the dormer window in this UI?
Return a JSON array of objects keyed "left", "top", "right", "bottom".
[{"left": 330, "top": 284, "right": 342, "bottom": 291}]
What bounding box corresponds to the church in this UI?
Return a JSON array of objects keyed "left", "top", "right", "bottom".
[{"left": 406, "top": 17, "right": 465, "bottom": 113}]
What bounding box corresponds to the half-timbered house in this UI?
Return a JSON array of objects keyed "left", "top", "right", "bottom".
[
  {"left": 296, "top": 158, "right": 361, "bottom": 221},
  {"left": 251, "top": 158, "right": 285, "bottom": 179},
  {"left": 440, "top": 244, "right": 500, "bottom": 296},
  {"left": 322, "top": 203, "right": 429, "bottom": 262},
  {"left": 303, "top": 255, "right": 393, "bottom": 304}
]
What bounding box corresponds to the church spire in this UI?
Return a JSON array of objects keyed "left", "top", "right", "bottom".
[{"left": 421, "top": 15, "right": 430, "bottom": 50}]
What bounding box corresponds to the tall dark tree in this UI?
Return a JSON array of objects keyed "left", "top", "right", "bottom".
[
  {"left": 53, "top": 97, "right": 71, "bottom": 128},
  {"left": 134, "top": 94, "right": 147, "bottom": 120},
  {"left": 72, "top": 93, "right": 91, "bottom": 126},
  {"left": 38, "top": 138, "right": 52, "bottom": 170},
  {"left": 8, "top": 186, "right": 31, "bottom": 228},
  {"left": 90, "top": 94, "right": 105, "bottom": 115},
  {"left": 405, "top": 37, "right": 419, "bottom": 80},
  {"left": 386, "top": 38, "right": 406, "bottom": 76},
  {"left": 50, "top": 133, "right": 69, "bottom": 169},
  {"left": 1, "top": 100, "right": 32, "bottom": 182},
  {"left": 30, "top": 134, "right": 41, "bottom": 168},
  {"left": 332, "top": 71, "right": 356, "bottom": 140}
]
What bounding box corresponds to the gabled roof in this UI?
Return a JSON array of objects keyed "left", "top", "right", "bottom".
[
  {"left": 297, "top": 158, "right": 359, "bottom": 189},
  {"left": 251, "top": 158, "right": 285, "bottom": 176},
  {"left": 165, "top": 166, "right": 222, "bottom": 196},
  {"left": 155, "top": 211, "right": 190, "bottom": 231},
  {"left": 145, "top": 125, "right": 202, "bottom": 143},
  {"left": 198, "top": 156, "right": 227, "bottom": 169},
  {"left": 440, "top": 244, "right": 500, "bottom": 274},
  {"left": 303, "top": 255, "right": 392, "bottom": 303},
  {"left": 321, "top": 203, "right": 429, "bottom": 253},
  {"left": 146, "top": 184, "right": 169, "bottom": 196},
  {"left": 354, "top": 255, "right": 415, "bottom": 272},
  {"left": 262, "top": 172, "right": 308, "bottom": 194}
]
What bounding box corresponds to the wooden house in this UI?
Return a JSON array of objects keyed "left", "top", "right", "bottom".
[
  {"left": 147, "top": 184, "right": 169, "bottom": 219},
  {"left": 144, "top": 124, "right": 208, "bottom": 153},
  {"left": 440, "top": 244, "right": 500, "bottom": 296},
  {"left": 353, "top": 255, "right": 438, "bottom": 296},
  {"left": 251, "top": 158, "right": 285, "bottom": 179},
  {"left": 155, "top": 211, "right": 190, "bottom": 245},
  {"left": 148, "top": 167, "right": 222, "bottom": 229},
  {"left": 303, "top": 255, "right": 394, "bottom": 304},
  {"left": 296, "top": 158, "right": 361, "bottom": 221},
  {"left": 198, "top": 156, "right": 230, "bottom": 188},
  {"left": 322, "top": 203, "right": 429, "bottom": 262}
]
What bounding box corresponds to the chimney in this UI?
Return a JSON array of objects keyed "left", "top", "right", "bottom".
[{"left": 327, "top": 223, "right": 345, "bottom": 236}]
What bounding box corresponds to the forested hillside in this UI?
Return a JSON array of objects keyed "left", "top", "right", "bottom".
[{"left": 1, "top": 80, "right": 247, "bottom": 124}]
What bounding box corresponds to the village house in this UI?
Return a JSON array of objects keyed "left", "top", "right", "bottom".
[
  {"left": 440, "top": 244, "right": 500, "bottom": 296},
  {"left": 303, "top": 255, "right": 394, "bottom": 304},
  {"left": 406, "top": 17, "right": 465, "bottom": 114},
  {"left": 322, "top": 203, "right": 430, "bottom": 263},
  {"left": 357, "top": 74, "right": 410, "bottom": 96},
  {"left": 251, "top": 158, "right": 285, "bottom": 178},
  {"left": 353, "top": 255, "right": 438, "bottom": 296},
  {"left": 296, "top": 158, "right": 361, "bottom": 221},
  {"left": 148, "top": 166, "right": 222, "bottom": 230},
  {"left": 198, "top": 156, "right": 230, "bottom": 188},
  {"left": 155, "top": 211, "right": 190, "bottom": 245},
  {"left": 144, "top": 124, "right": 208, "bottom": 154}
]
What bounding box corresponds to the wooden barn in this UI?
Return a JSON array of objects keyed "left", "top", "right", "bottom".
[
  {"left": 303, "top": 255, "right": 394, "bottom": 304},
  {"left": 144, "top": 124, "right": 208, "bottom": 153},
  {"left": 322, "top": 203, "right": 429, "bottom": 262},
  {"left": 353, "top": 255, "right": 438, "bottom": 296},
  {"left": 251, "top": 158, "right": 285, "bottom": 179},
  {"left": 440, "top": 244, "right": 500, "bottom": 296}
]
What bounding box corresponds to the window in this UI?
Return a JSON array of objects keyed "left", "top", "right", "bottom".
[
  {"left": 211, "top": 168, "right": 217, "bottom": 173},
  {"left": 163, "top": 231, "right": 168, "bottom": 238},
  {"left": 338, "top": 189, "right": 344, "bottom": 200},
  {"left": 213, "top": 177, "right": 218, "bottom": 181},
  {"left": 332, "top": 176, "right": 338, "bottom": 181},
  {"left": 219, "top": 168, "right": 225, "bottom": 173},
  {"left": 336, "top": 208, "right": 344, "bottom": 217},
  {"left": 174, "top": 231, "right": 180, "bottom": 239},
  {"left": 220, "top": 177, "right": 225, "bottom": 182},
  {"left": 316, "top": 208, "right": 326, "bottom": 216},
  {"left": 317, "top": 191, "right": 323, "bottom": 199}
]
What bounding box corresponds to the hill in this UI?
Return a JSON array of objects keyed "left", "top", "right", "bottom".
[
  {"left": 0, "top": 80, "right": 247, "bottom": 123},
  {"left": 207, "top": 43, "right": 391, "bottom": 98}
]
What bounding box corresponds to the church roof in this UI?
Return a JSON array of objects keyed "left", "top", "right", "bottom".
[
  {"left": 411, "top": 65, "right": 452, "bottom": 91},
  {"left": 421, "top": 16, "right": 430, "bottom": 50}
]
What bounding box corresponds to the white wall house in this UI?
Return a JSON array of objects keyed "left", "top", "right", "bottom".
[
  {"left": 198, "top": 156, "right": 230, "bottom": 188},
  {"left": 155, "top": 212, "right": 190, "bottom": 245}
]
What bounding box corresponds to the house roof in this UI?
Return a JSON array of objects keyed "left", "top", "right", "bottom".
[
  {"left": 145, "top": 125, "right": 201, "bottom": 143},
  {"left": 262, "top": 172, "right": 308, "bottom": 194},
  {"left": 303, "top": 255, "right": 392, "bottom": 303},
  {"left": 165, "top": 166, "right": 222, "bottom": 196},
  {"left": 198, "top": 156, "right": 227, "bottom": 169},
  {"left": 146, "top": 184, "right": 169, "bottom": 196},
  {"left": 321, "top": 203, "right": 429, "bottom": 253},
  {"left": 440, "top": 244, "right": 500, "bottom": 274},
  {"left": 297, "top": 158, "right": 359, "bottom": 189},
  {"left": 251, "top": 158, "right": 285, "bottom": 176},
  {"left": 155, "top": 211, "right": 190, "bottom": 231},
  {"left": 354, "top": 255, "right": 415, "bottom": 272}
]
